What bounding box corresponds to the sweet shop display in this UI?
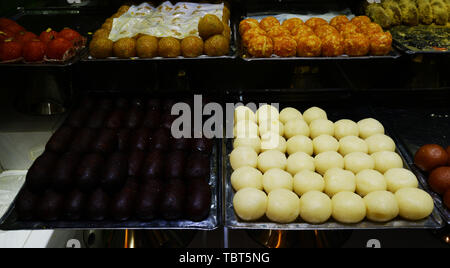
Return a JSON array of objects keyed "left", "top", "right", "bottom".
[{"left": 230, "top": 105, "right": 434, "bottom": 224}]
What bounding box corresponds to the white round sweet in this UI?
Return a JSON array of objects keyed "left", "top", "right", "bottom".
[
  {"left": 324, "top": 168, "right": 356, "bottom": 197},
  {"left": 303, "top": 107, "right": 328, "bottom": 124},
  {"left": 357, "top": 118, "right": 385, "bottom": 139},
  {"left": 314, "top": 151, "right": 344, "bottom": 175},
  {"left": 260, "top": 132, "right": 287, "bottom": 153},
  {"left": 234, "top": 106, "right": 257, "bottom": 124},
  {"left": 384, "top": 168, "right": 419, "bottom": 193},
  {"left": 259, "top": 120, "right": 284, "bottom": 136},
  {"left": 234, "top": 120, "right": 259, "bottom": 138},
  {"left": 339, "top": 136, "right": 369, "bottom": 156},
  {"left": 279, "top": 107, "right": 303, "bottom": 124},
  {"left": 344, "top": 152, "right": 375, "bottom": 174},
  {"left": 266, "top": 189, "right": 300, "bottom": 223},
  {"left": 286, "top": 135, "right": 313, "bottom": 155},
  {"left": 256, "top": 104, "right": 279, "bottom": 124},
  {"left": 293, "top": 170, "right": 325, "bottom": 196},
  {"left": 334, "top": 119, "right": 359, "bottom": 140},
  {"left": 309, "top": 119, "right": 335, "bottom": 139},
  {"left": 372, "top": 151, "right": 403, "bottom": 174},
  {"left": 364, "top": 191, "right": 399, "bottom": 222},
  {"left": 263, "top": 168, "right": 294, "bottom": 193},
  {"left": 233, "top": 136, "right": 261, "bottom": 154},
  {"left": 230, "top": 146, "right": 258, "bottom": 170},
  {"left": 355, "top": 169, "right": 387, "bottom": 197},
  {"left": 312, "top": 135, "right": 339, "bottom": 155},
  {"left": 287, "top": 152, "right": 315, "bottom": 175},
  {"left": 331, "top": 191, "right": 367, "bottom": 224},
  {"left": 284, "top": 119, "right": 310, "bottom": 139},
  {"left": 257, "top": 149, "right": 287, "bottom": 173},
  {"left": 395, "top": 188, "right": 434, "bottom": 221},
  {"left": 233, "top": 188, "right": 268, "bottom": 221},
  {"left": 365, "top": 134, "right": 396, "bottom": 154},
  {"left": 231, "top": 166, "right": 263, "bottom": 191},
  {"left": 299, "top": 191, "right": 332, "bottom": 224}
]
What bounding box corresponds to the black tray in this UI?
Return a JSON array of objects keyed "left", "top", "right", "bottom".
[{"left": 390, "top": 25, "right": 450, "bottom": 55}]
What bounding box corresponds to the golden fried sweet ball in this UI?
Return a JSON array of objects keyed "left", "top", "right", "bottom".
[
  {"left": 267, "top": 26, "right": 291, "bottom": 39},
  {"left": 360, "top": 22, "right": 383, "bottom": 36},
  {"left": 330, "top": 15, "right": 350, "bottom": 29},
  {"left": 118, "top": 5, "right": 130, "bottom": 14},
  {"left": 204, "top": 34, "right": 229, "bottom": 56},
  {"left": 351, "top": 16, "right": 372, "bottom": 28},
  {"left": 198, "top": 14, "right": 224, "bottom": 40},
  {"left": 248, "top": 35, "right": 273, "bottom": 58},
  {"left": 102, "top": 20, "right": 113, "bottom": 31},
  {"left": 90, "top": 37, "right": 114, "bottom": 59},
  {"left": 339, "top": 23, "right": 359, "bottom": 38},
  {"left": 136, "top": 35, "right": 158, "bottom": 58},
  {"left": 239, "top": 18, "right": 260, "bottom": 36},
  {"left": 181, "top": 36, "right": 204, "bottom": 58},
  {"left": 273, "top": 36, "right": 297, "bottom": 57},
  {"left": 296, "top": 35, "right": 322, "bottom": 57},
  {"left": 291, "top": 25, "right": 315, "bottom": 39},
  {"left": 321, "top": 34, "right": 344, "bottom": 57},
  {"left": 314, "top": 24, "right": 339, "bottom": 40},
  {"left": 369, "top": 32, "right": 392, "bottom": 56},
  {"left": 344, "top": 33, "right": 370, "bottom": 56},
  {"left": 93, "top": 28, "right": 110, "bottom": 39},
  {"left": 242, "top": 27, "right": 267, "bottom": 47},
  {"left": 223, "top": 5, "right": 231, "bottom": 23},
  {"left": 222, "top": 23, "right": 232, "bottom": 41},
  {"left": 158, "top": 37, "right": 181, "bottom": 58},
  {"left": 305, "top": 18, "right": 328, "bottom": 30},
  {"left": 282, "top": 18, "right": 304, "bottom": 33},
  {"left": 113, "top": 37, "right": 136, "bottom": 58},
  {"left": 260, "top": 16, "right": 280, "bottom": 32}
]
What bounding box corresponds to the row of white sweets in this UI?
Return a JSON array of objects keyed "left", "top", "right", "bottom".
[{"left": 230, "top": 105, "right": 434, "bottom": 224}]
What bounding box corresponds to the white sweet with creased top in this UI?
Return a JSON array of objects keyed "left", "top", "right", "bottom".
[{"left": 109, "top": 1, "right": 224, "bottom": 42}]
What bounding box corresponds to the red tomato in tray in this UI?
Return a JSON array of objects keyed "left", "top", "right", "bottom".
[
  {"left": 23, "top": 39, "right": 46, "bottom": 62},
  {"left": 58, "top": 28, "right": 82, "bottom": 44},
  {"left": 14, "top": 31, "right": 38, "bottom": 44},
  {"left": 39, "top": 28, "right": 58, "bottom": 44},
  {"left": 0, "top": 38, "right": 23, "bottom": 61},
  {"left": 46, "top": 37, "right": 73, "bottom": 60}
]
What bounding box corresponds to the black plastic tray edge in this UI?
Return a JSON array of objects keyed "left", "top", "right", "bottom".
[
  {"left": 0, "top": 140, "right": 221, "bottom": 231},
  {"left": 392, "top": 39, "right": 450, "bottom": 55}
]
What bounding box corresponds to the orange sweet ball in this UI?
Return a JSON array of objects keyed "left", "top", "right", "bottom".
[
  {"left": 259, "top": 17, "right": 280, "bottom": 32},
  {"left": 242, "top": 27, "right": 267, "bottom": 47},
  {"left": 360, "top": 22, "right": 383, "bottom": 36},
  {"left": 267, "top": 26, "right": 291, "bottom": 39},
  {"left": 296, "top": 35, "right": 322, "bottom": 57},
  {"left": 291, "top": 25, "right": 315, "bottom": 39},
  {"left": 305, "top": 18, "right": 328, "bottom": 30},
  {"left": 239, "top": 18, "right": 260, "bottom": 36},
  {"left": 344, "top": 33, "right": 370, "bottom": 56},
  {"left": 321, "top": 33, "right": 344, "bottom": 57},
  {"left": 282, "top": 18, "right": 304, "bottom": 33},
  {"left": 314, "top": 25, "right": 339, "bottom": 40},
  {"left": 351, "top": 16, "right": 372, "bottom": 28},
  {"left": 273, "top": 36, "right": 297, "bottom": 57},
  {"left": 330, "top": 16, "right": 350, "bottom": 29},
  {"left": 248, "top": 35, "right": 273, "bottom": 58},
  {"left": 369, "top": 32, "right": 392, "bottom": 56},
  {"left": 339, "top": 23, "right": 359, "bottom": 38}
]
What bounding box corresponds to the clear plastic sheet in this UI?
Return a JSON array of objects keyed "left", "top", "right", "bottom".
[{"left": 0, "top": 171, "right": 26, "bottom": 224}]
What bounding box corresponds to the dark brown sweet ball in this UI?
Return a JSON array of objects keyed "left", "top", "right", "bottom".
[
  {"left": 76, "top": 153, "right": 105, "bottom": 192},
  {"left": 69, "top": 128, "right": 98, "bottom": 153},
  {"left": 86, "top": 188, "right": 110, "bottom": 221},
  {"left": 165, "top": 151, "right": 186, "bottom": 180},
  {"left": 192, "top": 137, "right": 214, "bottom": 154},
  {"left": 147, "top": 98, "right": 161, "bottom": 111},
  {"left": 36, "top": 190, "right": 64, "bottom": 221},
  {"left": 66, "top": 108, "right": 90, "bottom": 128},
  {"left": 135, "top": 179, "right": 163, "bottom": 220},
  {"left": 52, "top": 152, "right": 81, "bottom": 192},
  {"left": 92, "top": 128, "right": 118, "bottom": 153},
  {"left": 142, "top": 109, "right": 161, "bottom": 129},
  {"left": 101, "top": 152, "right": 128, "bottom": 193},
  {"left": 185, "top": 152, "right": 210, "bottom": 180},
  {"left": 117, "top": 128, "right": 131, "bottom": 152},
  {"left": 125, "top": 107, "right": 144, "bottom": 129},
  {"left": 105, "top": 109, "right": 126, "bottom": 129},
  {"left": 162, "top": 99, "right": 177, "bottom": 112},
  {"left": 129, "top": 128, "right": 152, "bottom": 151},
  {"left": 110, "top": 182, "right": 137, "bottom": 221},
  {"left": 428, "top": 167, "right": 450, "bottom": 195},
  {"left": 171, "top": 136, "right": 192, "bottom": 151},
  {"left": 161, "top": 114, "right": 177, "bottom": 130},
  {"left": 141, "top": 150, "right": 164, "bottom": 181},
  {"left": 27, "top": 151, "right": 59, "bottom": 193},
  {"left": 63, "top": 189, "right": 86, "bottom": 220},
  {"left": 414, "top": 144, "right": 448, "bottom": 172},
  {"left": 115, "top": 98, "right": 129, "bottom": 110},
  {"left": 87, "top": 108, "right": 109, "bottom": 129},
  {"left": 46, "top": 126, "right": 74, "bottom": 153},
  {"left": 185, "top": 178, "right": 212, "bottom": 222},
  {"left": 160, "top": 179, "right": 186, "bottom": 220},
  {"left": 130, "top": 98, "right": 145, "bottom": 110},
  {"left": 77, "top": 96, "right": 96, "bottom": 111},
  {"left": 16, "top": 188, "right": 38, "bottom": 220},
  {"left": 98, "top": 98, "right": 114, "bottom": 111},
  {"left": 152, "top": 128, "right": 170, "bottom": 151},
  {"left": 128, "top": 150, "right": 146, "bottom": 178}
]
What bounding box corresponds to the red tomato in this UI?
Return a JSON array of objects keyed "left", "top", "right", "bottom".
[
  {"left": 39, "top": 28, "right": 58, "bottom": 44},
  {"left": 46, "top": 37, "right": 73, "bottom": 60},
  {"left": 58, "top": 28, "right": 82, "bottom": 44},
  {"left": 15, "top": 31, "right": 38, "bottom": 44},
  {"left": 0, "top": 39, "right": 23, "bottom": 61},
  {"left": 23, "top": 39, "right": 46, "bottom": 62}
]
